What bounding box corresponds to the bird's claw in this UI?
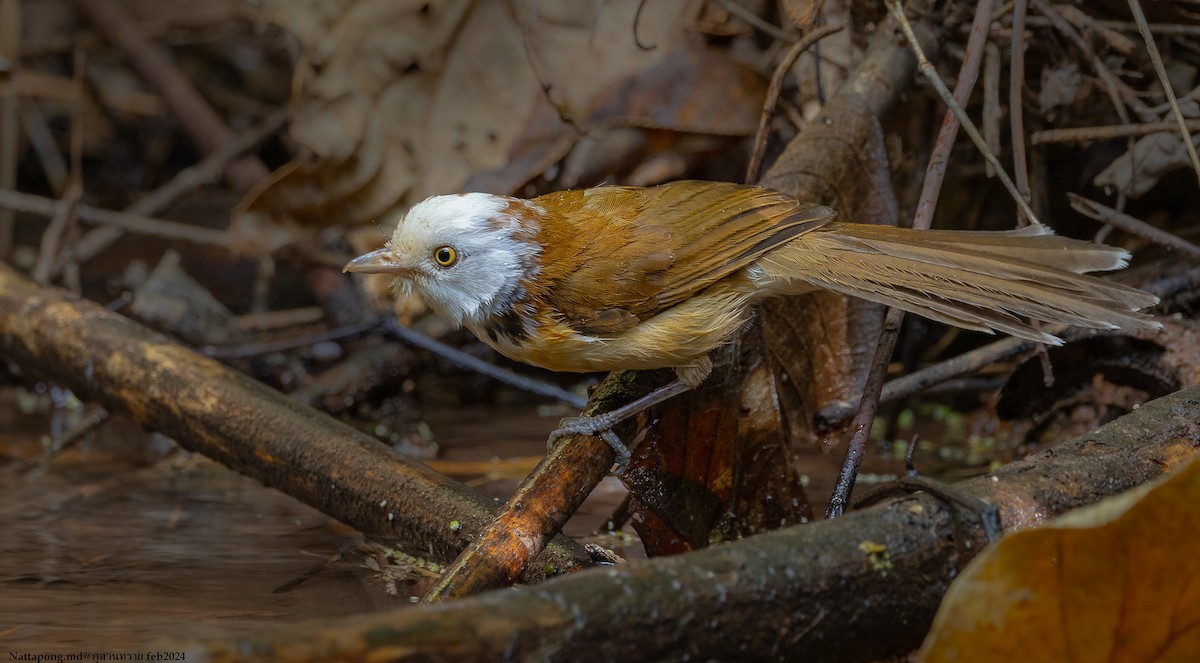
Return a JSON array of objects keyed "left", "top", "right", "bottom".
[{"left": 546, "top": 415, "right": 631, "bottom": 475}]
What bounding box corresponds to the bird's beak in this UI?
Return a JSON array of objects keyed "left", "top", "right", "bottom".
[{"left": 343, "top": 248, "right": 411, "bottom": 276}]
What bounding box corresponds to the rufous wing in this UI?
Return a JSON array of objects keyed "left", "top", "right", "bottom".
[{"left": 530, "top": 181, "right": 833, "bottom": 335}]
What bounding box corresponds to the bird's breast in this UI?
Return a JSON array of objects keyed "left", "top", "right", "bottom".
[{"left": 464, "top": 284, "right": 756, "bottom": 374}]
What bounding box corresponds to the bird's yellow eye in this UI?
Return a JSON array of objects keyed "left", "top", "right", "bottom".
[{"left": 433, "top": 245, "right": 458, "bottom": 267}]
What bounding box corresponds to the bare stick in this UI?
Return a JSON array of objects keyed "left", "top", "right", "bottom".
[
  {"left": 888, "top": 0, "right": 1044, "bottom": 226},
  {"left": 1069, "top": 193, "right": 1200, "bottom": 259},
  {"left": 983, "top": 42, "right": 1002, "bottom": 177},
  {"left": 1032, "top": 119, "right": 1200, "bottom": 144},
  {"left": 830, "top": 0, "right": 998, "bottom": 518},
  {"left": 0, "top": 189, "right": 230, "bottom": 247},
  {"left": 827, "top": 306, "right": 905, "bottom": 518},
  {"left": 381, "top": 318, "right": 587, "bottom": 409},
  {"left": 1009, "top": 0, "right": 1031, "bottom": 224},
  {"left": 912, "top": 0, "right": 996, "bottom": 228},
  {"left": 712, "top": 0, "right": 795, "bottom": 43},
  {"left": 746, "top": 24, "right": 844, "bottom": 184},
  {"left": 1126, "top": 0, "right": 1200, "bottom": 189},
  {"left": 68, "top": 108, "right": 286, "bottom": 265}
]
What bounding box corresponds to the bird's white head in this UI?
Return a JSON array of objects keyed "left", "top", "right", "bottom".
[{"left": 344, "top": 193, "right": 541, "bottom": 327}]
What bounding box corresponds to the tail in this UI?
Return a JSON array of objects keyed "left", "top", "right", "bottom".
[{"left": 753, "top": 222, "right": 1160, "bottom": 344}]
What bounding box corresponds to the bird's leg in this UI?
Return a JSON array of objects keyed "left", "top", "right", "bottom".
[
  {"left": 548, "top": 379, "right": 695, "bottom": 471},
  {"left": 546, "top": 358, "right": 713, "bottom": 473}
]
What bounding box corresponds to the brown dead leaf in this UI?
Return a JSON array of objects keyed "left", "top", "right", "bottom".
[
  {"left": 919, "top": 456, "right": 1200, "bottom": 662},
  {"left": 781, "top": 0, "right": 825, "bottom": 30},
  {"left": 234, "top": 0, "right": 695, "bottom": 253},
  {"left": 471, "top": 46, "right": 767, "bottom": 194}
]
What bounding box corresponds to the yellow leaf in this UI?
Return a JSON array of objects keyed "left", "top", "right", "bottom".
[{"left": 920, "top": 457, "right": 1200, "bottom": 662}]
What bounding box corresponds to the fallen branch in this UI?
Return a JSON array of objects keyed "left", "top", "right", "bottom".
[
  {"left": 171, "top": 382, "right": 1200, "bottom": 662},
  {"left": 0, "top": 262, "right": 593, "bottom": 578}
]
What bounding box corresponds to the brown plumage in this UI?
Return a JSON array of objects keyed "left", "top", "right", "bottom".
[{"left": 345, "top": 180, "right": 1159, "bottom": 461}]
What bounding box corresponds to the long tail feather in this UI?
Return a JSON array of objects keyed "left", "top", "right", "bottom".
[{"left": 754, "top": 222, "right": 1160, "bottom": 344}]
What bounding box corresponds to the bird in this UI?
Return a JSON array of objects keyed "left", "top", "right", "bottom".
[{"left": 344, "top": 180, "right": 1160, "bottom": 469}]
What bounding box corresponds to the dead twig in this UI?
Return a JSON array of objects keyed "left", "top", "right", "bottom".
[
  {"left": 380, "top": 318, "right": 587, "bottom": 409},
  {"left": 1069, "top": 193, "right": 1200, "bottom": 260},
  {"left": 983, "top": 42, "right": 1002, "bottom": 178},
  {"left": 888, "top": 0, "right": 1044, "bottom": 226},
  {"left": 1031, "top": 119, "right": 1200, "bottom": 144},
  {"left": 712, "top": 0, "right": 795, "bottom": 43},
  {"left": 912, "top": 0, "right": 996, "bottom": 228},
  {"left": 0, "top": 189, "right": 229, "bottom": 247},
  {"left": 746, "top": 23, "right": 844, "bottom": 184},
  {"left": 827, "top": 306, "right": 906, "bottom": 518},
  {"left": 0, "top": 0, "right": 18, "bottom": 258},
  {"left": 1126, "top": 0, "right": 1200, "bottom": 189},
  {"left": 830, "top": 0, "right": 997, "bottom": 518},
  {"left": 1023, "top": 15, "right": 1200, "bottom": 38},
  {"left": 31, "top": 183, "right": 82, "bottom": 284},
  {"left": 1009, "top": 0, "right": 1032, "bottom": 224},
  {"left": 33, "top": 47, "right": 87, "bottom": 286},
  {"left": 18, "top": 100, "right": 69, "bottom": 194}
]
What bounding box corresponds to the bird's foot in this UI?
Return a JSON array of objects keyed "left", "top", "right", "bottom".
[{"left": 546, "top": 415, "right": 631, "bottom": 474}]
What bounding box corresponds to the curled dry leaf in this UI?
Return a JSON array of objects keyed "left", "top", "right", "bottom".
[
  {"left": 233, "top": 0, "right": 695, "bottom": 254},
  {"left": 919, "top": 455, "right": 1200, "bottom": 661},
  {"left": 1095, "top": 131, "right": 1200, "bottom": 198}
]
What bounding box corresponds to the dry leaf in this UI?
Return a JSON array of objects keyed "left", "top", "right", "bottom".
[
  {"left": 781, "top": 0, "right": 825, "bottom": 30},
  {"left": 234, "top": 0, "right": 696, "bottom": 253},
  {"left": 1094, "top": 132, "right": 1200, "bottom": 198},
  {"left": 919, "top": 456, "right": 1200, "bottom": 661}
]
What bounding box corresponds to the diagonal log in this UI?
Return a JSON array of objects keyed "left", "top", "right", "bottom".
[{"left": 0, "top": 261, "right": 593, "bottom": 577}]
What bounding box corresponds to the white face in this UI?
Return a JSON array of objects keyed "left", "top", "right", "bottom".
[{"left": 384, "top": 193, "right": 540, "bottom": 327}]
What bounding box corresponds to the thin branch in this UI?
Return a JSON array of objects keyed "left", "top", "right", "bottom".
[
  {"left": 381, "top": 317, "right": 587, "bottom": 409},
  {"left": 912, "top": 0, "right": 997, "bottom": 228},
  {"left": 0, "top": 189, "right": 230, "bottom": 247},
  {"left": 1069, "top": 193, "right": 1200, "bottom": 260},
  {"left": 826, "top": 306, "right": 905, "bottom": 518},
  {"left": 887, "top": 0, "right": 1045, "bottom": 226},
  {"left": 831, "top": 0, "right": 997, "bottom": 518},
  {"left": 1032, "top": 119, "right": 1200, "bottom": 144},
  {"left": 0, "top": 0, "right": 17, "bottom": 258},
  {"left": 1126, "top": 0, "right": 1200, "bottom": 189},
  {"left": 1009, "top": 0, "right": 1032, "bottom": 224},
  {"left": 746, "top": 23, "right": 844, "bottom": 184},
  {"left": 1024, "top": 15, "right": 1200, "bottom": 38},
  {"left": 712, "top": 0, "right": 794, "bottom": 43}
]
